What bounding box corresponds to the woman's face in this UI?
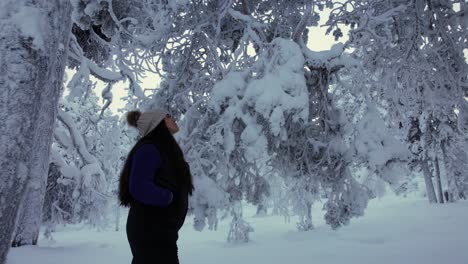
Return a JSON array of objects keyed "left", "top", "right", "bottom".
[{"left": 164, "top": 114, "right": 179, "bottom": 134}]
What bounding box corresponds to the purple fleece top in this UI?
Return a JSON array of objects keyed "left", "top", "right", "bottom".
[{"left": 129, "top": 144, "right": 173, "bottom": 206}]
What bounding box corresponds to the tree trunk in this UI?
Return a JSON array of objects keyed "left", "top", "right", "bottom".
[
  {"left": 297, "top": 201, "right": 314, "bottom": 231},
  {"left": 42, "top": 163, "right": 62, "bottom": 239},
  {"left": 440, "top": 140, "right": 459, "bottom": 202},
  {"left": 227, "top": 201, "right": 254, "bottom": 243},
  {"left": 255, "top": 203, "right": 267, "bottom": 217},
  {"left": 114, "top": 198, "right": 121, "bottom": 232},
  {"left": 434, "top": 156, "right": 444, "bottom": 204},
  {"left": 421, "top": 159, "right": 437, "bottom": 203},
  {"left": 12, "top": 0, "right": 73, "bottom": 248},
  {"left": 0, "top": 0, "right": 72, "bottom": 261}
]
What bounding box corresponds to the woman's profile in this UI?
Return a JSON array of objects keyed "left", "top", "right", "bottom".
[{"left": 119, "top": 109, "right": 194, "bottom": 264}]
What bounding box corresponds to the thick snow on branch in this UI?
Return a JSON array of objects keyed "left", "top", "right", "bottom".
[
  {"left": 352, "top": 104, "right": 412, "bottom": 188},
  {"left": 9, "top": 5, "right": 47, "bottom": 50},
  {"left": 50, "top": 146, "right": 81, "bottom": 181},
  {"left": 353, "top": 104, "right": 411, "bottom": 168},
  {"left": 244, "top": 39, "right": 309, "bottom": 123},
  {"left": 227, "top": 8, "right": 266, "bottom": 29},
  {"left": 209, "top": 38, "right": 309, "bottom": 160},
  {"left": 67, "top": 52, "right": 123, "bottom": 83},
  {"left": 302, "top": 42, "right": 358, "bottom": 70},
  {"left": 57, "top": 109, "right": 98, "bottom": 165}
]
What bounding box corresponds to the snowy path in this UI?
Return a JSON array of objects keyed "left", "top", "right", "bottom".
[{"left": 7, "top": 197, "right": 468, "bottom": 264}]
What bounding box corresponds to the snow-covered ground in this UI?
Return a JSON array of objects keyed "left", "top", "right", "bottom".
[{"left": 7, "top": 195, "right": 468, "bottom": 264}]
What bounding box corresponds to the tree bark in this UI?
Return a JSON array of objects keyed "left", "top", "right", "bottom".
[
  {"left": 440, "top": 140, "right": 459, "bottom": 202},
  {"left": 114, "top": 203, "right": 121, "bottom": 232},
  {"left": 301, "top": 201, "right": 314, "bottom": 231},
  {"left": 0, "top": 0, "right": 72, "bottom": 261},
  {"left": 227, "top": 201, "right": 253, "bottom": 243},
  {"left": 434, "top": 156, "right": 444, "bottom": 204},
  {"left": 255, "top": 203, "right": 267, "bottom": 217},
  {"left": 42, "top": 163, "right": 62, "bottom": 239},
  {"left": 421, "top": 158, "right": 437, "bottom": 203}
]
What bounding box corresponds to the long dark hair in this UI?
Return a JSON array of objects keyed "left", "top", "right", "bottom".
[{"left": 119, "top": 112, "right": 194, "bottom": 207}]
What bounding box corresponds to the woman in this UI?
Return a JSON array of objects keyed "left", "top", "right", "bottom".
[{"left": 119, "top": 109, "right": 194, "bottom": 264}]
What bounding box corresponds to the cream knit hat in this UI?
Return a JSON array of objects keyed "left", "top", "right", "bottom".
[{"left": 127, "top": 109, "right": 168, "bottom": 137}]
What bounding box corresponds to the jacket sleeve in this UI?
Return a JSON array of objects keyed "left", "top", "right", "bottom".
[{"left": 129, "top": 144, "right": 173, "bottom": 206}]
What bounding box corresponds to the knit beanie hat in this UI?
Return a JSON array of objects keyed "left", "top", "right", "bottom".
[{"left": 126, "top": 109, "right": 168, "bottom": 137}]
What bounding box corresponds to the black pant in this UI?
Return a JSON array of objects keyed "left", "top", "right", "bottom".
[{"left": 127, "top": 206, "right": 179, "bottom": 264}]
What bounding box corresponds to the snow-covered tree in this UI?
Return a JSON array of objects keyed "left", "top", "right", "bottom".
[
  {"left": 326, "top": 0, "right": 467, "bottom": 203},
  {"left": 40, "top": 89, "right": 133, "bottom": 237},
  {"left": 2, "top": 0, "right": 182, "bottom": 257},
  {"left": 2, "top": 1, "right": 465, "bottom": 259},
  {"left": 136, "top": 1, "right": 372, "bottom": 239},
  {"left": 0, "top": 0, "right": 73, "bottom": 260}
]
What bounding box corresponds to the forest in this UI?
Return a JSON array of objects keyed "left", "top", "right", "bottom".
[{"left": 0, "top": 0, "right": 467, "bottom": 264}]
